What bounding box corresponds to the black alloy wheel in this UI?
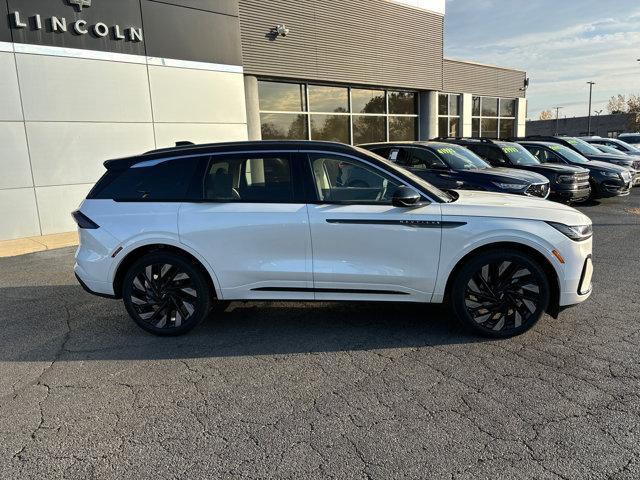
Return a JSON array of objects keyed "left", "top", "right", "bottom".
[
  {"left": 451, "top": 250, "right": 550, "bottom": 337},
  {"left": 122, "top": 253, "right": 213, "bottom": 336}
]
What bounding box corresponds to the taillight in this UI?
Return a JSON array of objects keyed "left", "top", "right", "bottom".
[{"left": 71, "top": 210, "right": 99, "bottom": 229}]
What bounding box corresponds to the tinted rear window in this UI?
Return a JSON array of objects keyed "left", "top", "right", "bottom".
[{"left": 90, "top": 157, "right": 201, "bottom": 201}]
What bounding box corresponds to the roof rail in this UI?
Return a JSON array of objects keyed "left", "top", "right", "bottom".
[{"left": 434, "top": 136, "right": 497, "bottom": 144}]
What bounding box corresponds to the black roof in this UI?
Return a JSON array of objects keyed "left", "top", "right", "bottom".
[
  {"left": 514, "top": 140, "right": 561, "bottom": 147},
  {"left": 104, "top": 140, "right": 358, "bottom": 170},
  {"left": 359, "top": 141, "right": 457, "bottom": 149}
]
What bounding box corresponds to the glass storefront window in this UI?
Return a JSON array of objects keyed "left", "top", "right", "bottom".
[
  {"left": 354, "top": 116, "right": 387, "bottom": 144},
  {"left": 308, "top": 85, "right": 349, "bottom": 113},
  {"left": 389, "top": 116, "right": 416, "bottom": 141},
  {"left": 449, "top": 95, "right": 459, "bottom": 116},
  {"left": 472, "top": 96, "right": 481, "bottom": 116},
  {"left": 438, "top": 93, "right": 448, "bottom": 116},
  {"left": 310, "top": 114, "right": 350, "bottom": 143},
  {"left": 260, "top": 113, "right": 308, "bottom": 140},
  {"left": 258, "top": 81, "right": 418, "bottom": 144},
  {"left": 481, "top": 118, "right": 498, "bottom": 139},
  {"left": 482, "top": 97, "right": 499, "bottom": 117},
  {"left": 499, "top": 118, "right": 515, "bottom": 139},
  {"left": 500, "top": 99, "right": 516, "bottom": 117},
  {"left": 352, "top": 89, "right": 385, "bottom": 114},
  {"left": 389, "top": 91, "right": 417, "bottom": 114},
  {"left": 472, "top": 118, "right": 480, "bottom": 137},
  {"left": 438, "top": 93, "right": 461, "bottom": 137},
  {"left": 258, "top": 81, "right": 306, "bottom": 112},
  {"left": 472, "top": 96, "right": 517, "bottom": 139}
]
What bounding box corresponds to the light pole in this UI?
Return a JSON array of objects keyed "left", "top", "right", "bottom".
[
  {"left": 554, "top": 106, "right": 564, "bottom": 135},
  {"left": 587, "top": 81, "right": 596, "bottom": 135}
]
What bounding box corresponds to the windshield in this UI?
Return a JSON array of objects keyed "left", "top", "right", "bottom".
[
  {"left": 498, "top": 143, "right": 540, "bottom": 166},
  {"left": 354, "top": 146, "right": 454, "bottom": 203},
  {"left": 613, "top": 139, "right": 640, "bottom": 153},
  {"left": 550, "top": 145, "right": 590, "bottom": 164},
  {"left": 620, "top": 134, "right": 640, "bottom": 144},
  {"left": 565, "top": 137, "right": 603, "bottom": 156},
  {"left": 596, "top": 145, "right": 625, "bottom": 156},
  {"left": 433, "top": 145, "right": 490, "bottom": 170}
]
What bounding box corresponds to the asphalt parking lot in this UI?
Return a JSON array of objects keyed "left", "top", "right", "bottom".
[{"left": 1, "top": 192, "right": 639, "bottom": 480}]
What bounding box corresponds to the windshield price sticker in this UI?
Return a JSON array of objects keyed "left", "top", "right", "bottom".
[
  {"left": 567, "top": 139, "right": 578, "bottom": 145},
  {"left": 502, "top": 147, "right": 519, "bottom": 154},
  {"left": 551, "top": 145, "right": 562, "bottom": 151},
  {"left": 437, "top": 148, "right": 456, "bottom": 155}
]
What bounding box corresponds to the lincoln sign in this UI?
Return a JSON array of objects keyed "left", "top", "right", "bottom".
[{"left": 9, "top": 7, "right": 143, "bottom": 43}]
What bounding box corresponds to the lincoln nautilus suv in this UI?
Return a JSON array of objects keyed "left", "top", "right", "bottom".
[{"left": 74, "top": 141, "right": 594, "bottom": 338}]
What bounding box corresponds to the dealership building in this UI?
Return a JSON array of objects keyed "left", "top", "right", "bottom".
[{"left": 0, "top": 0, "right": 527, "bottom": 241}]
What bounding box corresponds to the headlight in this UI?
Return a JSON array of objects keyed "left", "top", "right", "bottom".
[
  {"left": 556, "top": 175, "right": 575, "bottom": 183},
  {"left": 601, "top": 171, "right": 620, "bottom": 178},
  {"left": 492, "top": 182, "right": 528, "bottom": 191},
  {"left": 547, "top": 222, "right": 593, "bottom": 241}
]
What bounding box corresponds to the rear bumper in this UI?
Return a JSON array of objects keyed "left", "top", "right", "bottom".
[{"left": 75, "top": 271, "right": 118, "bottom": 299}]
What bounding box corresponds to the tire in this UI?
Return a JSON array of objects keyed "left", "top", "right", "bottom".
[
  {"left": 122, "top": 252, "right": 213, "bottom": 336},
  {"left": 450, "top": 249, "right": 550, "bottom": 338}
]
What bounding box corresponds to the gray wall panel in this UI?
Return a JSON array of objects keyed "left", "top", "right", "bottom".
[
  {"left": 7, "top": 0, "right": 146, "bottom": 55},
  {"left": 147, "top": 0, "right": 239, "bottom": 16},
  {"left": 141, "top": 0, "right": 242, "bottom": 65},
  {"left": 443, "top": 59, "right": 526, "bottom": 98},
  {"left": 1, "top": 0, "right": 10, "bottom": 42},
  {"left": 239, "top": 0, "right": 444, "bottom": 90}
]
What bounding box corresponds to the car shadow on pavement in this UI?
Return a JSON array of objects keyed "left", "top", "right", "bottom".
[{"left": 0, "top": 284, "right": 488, "bottom": 363}]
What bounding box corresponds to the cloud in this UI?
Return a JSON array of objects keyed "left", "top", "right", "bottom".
[{"left": 445, "top": 2, "right": 640, "bottom": 119}]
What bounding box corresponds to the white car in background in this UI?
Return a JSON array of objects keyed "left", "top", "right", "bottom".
[{"left": 73, "top": 141, "right": 594, "bottom": 338}]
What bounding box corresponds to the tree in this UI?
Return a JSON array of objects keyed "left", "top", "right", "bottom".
[
  {"left": 538, "top": 110, "right": 553, "bottom": 120},
  {"left": 607, "top": 94, "right": 628, "bottom": 114}
]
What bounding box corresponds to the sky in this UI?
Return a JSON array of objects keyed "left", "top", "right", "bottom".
[{"left": 444, "top": 0, "right": 640, "bottom": 120}]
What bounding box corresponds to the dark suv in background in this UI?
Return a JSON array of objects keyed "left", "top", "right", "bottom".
[
  {"left": 517, "top": 141, "right": 633, "bottom": 198},
  {"left": 581, "top": 136, "right": 640, "bottom": 156},
  {"left": 360, "top": 142, "right": 551, "bottom": 198},
  {"left": 513, "top": 135, "right": 639, "bottom": 178},
  {"left": 437, "top": 138, "right": 591, "bottom": 203}
]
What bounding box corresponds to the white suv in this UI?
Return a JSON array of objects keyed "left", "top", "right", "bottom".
[{"left": 74, "top": 141, "right": 594, "bottom": 338}]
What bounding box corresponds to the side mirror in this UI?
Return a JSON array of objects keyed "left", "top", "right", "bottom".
[
  {"left": 429, "top": 163, "right": 449, "bottom": 171},
  {"left": 392, "top": 186, "right": 425, "bottom": 208}
]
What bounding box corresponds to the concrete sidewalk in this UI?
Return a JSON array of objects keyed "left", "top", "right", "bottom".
[{"left": 0, "top": 231, "right": 78, "bottom": 258}]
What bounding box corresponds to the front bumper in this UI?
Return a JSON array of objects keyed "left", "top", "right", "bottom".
[
  {"left": 596, "top": 178, "right": 632, "bottom": 197},
  {"left": 558, "top": 237, "right": 593, "bottom": 307},
  {"left": 551, "top": 185, "right": 592, "bottom": 203}
]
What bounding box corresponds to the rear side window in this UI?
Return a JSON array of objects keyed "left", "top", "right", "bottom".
[
  {"left": 90, "top": 157, "right": 201, "bottom": 201},
  {"left": 204, "top": 154, "right": 295, "bottom": 202}
]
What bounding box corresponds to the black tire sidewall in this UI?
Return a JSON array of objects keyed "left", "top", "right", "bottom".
[
  {"left": 122, "top": 252, "right": 212, "bottom": 336},
  {"left": 451, "top": 250, "right": 550, "bottom": 338}
]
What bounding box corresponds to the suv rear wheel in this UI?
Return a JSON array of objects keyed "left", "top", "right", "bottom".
[
  {"left": 451, "top": 250, "right": 550, "bottom": 337},
  {"left": 122, "top": 252, "right": 213, "bottom": 336}
]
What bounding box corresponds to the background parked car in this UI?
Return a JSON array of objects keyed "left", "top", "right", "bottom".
[
  {"left": 513, "top": 135, "right": 638, "bottom": 173},
  {"left": 517, "top": 141, "right": 633, "bottom": 198},
  {"left": 360, "top": 142, "right": 551, "bottom": 198},
  {"left": 581, "top": 136, "right": 640, "bottom": 156},
  {"left": 436, "top": 138, "right": 591, "bottom": 203},
  {"left": 619, "top": 133, "right": 640, "bottom": 146}
]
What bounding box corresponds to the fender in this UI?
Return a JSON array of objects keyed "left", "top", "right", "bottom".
[
  {"left": 108, "top": 233, "right": 225, "bottom": 300},
  {"left": 431, "top": 226, "right": 564, "bottom": 303}
]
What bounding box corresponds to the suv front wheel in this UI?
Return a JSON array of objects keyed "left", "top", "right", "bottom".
[
  {"left": 122, "top": 252, "right": 213, "bottom": 336},
  {"left": 451, "top": 250, "right": 550, "bottom": 337}
]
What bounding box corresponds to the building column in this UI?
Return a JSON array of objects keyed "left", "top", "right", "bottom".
[
  {"left": 244, "top": 75, "right": 261, "bottom": 140},
  {"left": 516, "top": 97, "right": 527, "bottom": 137},
  {"left": 460, "top": 93, "right": 473, "bottom": 137},
  {"left": 419, "top": 91, "right": 439, "bottom": 140}
]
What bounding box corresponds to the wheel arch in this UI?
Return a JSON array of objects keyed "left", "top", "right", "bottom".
[
  {"left": 112, "top": 243, "right": 222, "bottom": 300},
  {"left": 442, "top": 241, "right": 561, "bottom": 318}
]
